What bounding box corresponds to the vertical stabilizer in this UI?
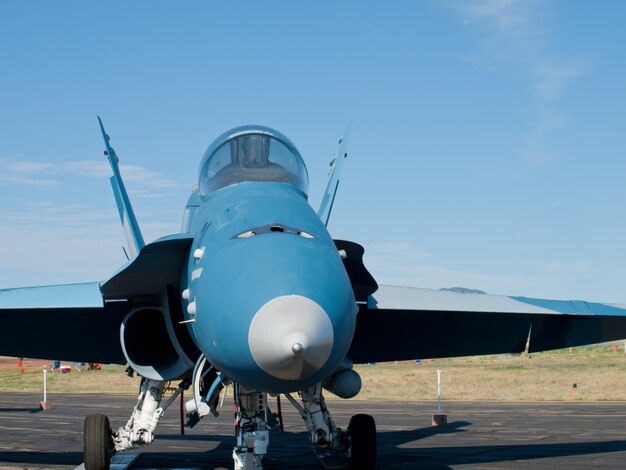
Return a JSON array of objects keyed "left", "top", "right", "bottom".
[
  {"left": 98, "top": 117, "right": 145, "bottom": 258},
  {"left": 318, "top": 124, "right": 352, "bottom": 227}
]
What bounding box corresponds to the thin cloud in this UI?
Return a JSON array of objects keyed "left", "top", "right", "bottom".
[
  {"left": 366, "top": 241, "right": 433, "bottom": 258},
  {"left": 530, "top": 58, "right": 587, "bottom": 101},
  {"left": 0, "top": 199, "right": 184, "bottom": 288},
  {"left": 0, "top": 157, "right": 59, "bottom": 186},
  {"left": 0, "top": 205, "right": 118, "bottom": 229},
  {"left": 456, "top": 0, "right": 587, "bottom": 99},
  {"left": 447, "top": 0, "right": 588, "bottom": 163},
  {"left": 66, "top": 160, "right": 184, "bottom": 190},
  {"left": 0, "top": 222, "right": 125, "bottom": 286},
  {"left": 117, "top": 164, "right": 184, "bottom": 190},
  {"left": 524, "top": 111, "right": 567, "bottom": 146},
  {"left": 0, "top": 157, "right": 185, "bottom": 195},
  {"left": 64, "top": 160, "right": 111, "bottom": 178},
  {"left": 369, "top": 258, "right": 556, "bottom": 295},
  {"left": 361, "top": 239, "right": 575, "bottom": 296},
  {"left": 526, "top": 259, "right": 589, "bottom": 275},
  {"left": 22, "top": 200, "right": 54, "bottom": 208}
]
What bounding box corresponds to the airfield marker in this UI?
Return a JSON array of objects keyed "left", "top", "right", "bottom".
[
  {"left": 437, "top": 370, "right": 441, "bottom": 415},
  {"left": 39, "top": 366, "right": 51, "bottom": 410},
  {"left": 432, "top": 369, "right": 447, "bottom": 426}
]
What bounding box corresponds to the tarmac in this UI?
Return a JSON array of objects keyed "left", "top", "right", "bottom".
[{"left": 2, "top": 391, "right": 626, "bottom": 469}]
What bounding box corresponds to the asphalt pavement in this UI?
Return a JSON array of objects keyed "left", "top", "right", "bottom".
[{"left": 1, "top": 392, "right": 626, "bottom": 469}]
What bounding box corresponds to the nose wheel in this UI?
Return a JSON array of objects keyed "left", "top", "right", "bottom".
[
  {"left": 348, "top": 414, "right": 376, "bottom": 470},
  {"left": 83, "top": 414, "right": 113, "bottom": 470}
]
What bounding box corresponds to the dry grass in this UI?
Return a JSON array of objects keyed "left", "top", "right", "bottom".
[
  {"left": 353, "top": 344, "right": 626, "bottom": 401},
  {"left": 3, "top": 343, "right": 626, "bottom": 401},
  {"left": 0, "top": 360, "right": 141, "bottom": 394}
]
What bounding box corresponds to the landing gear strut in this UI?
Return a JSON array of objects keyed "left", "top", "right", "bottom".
[
  {"left": 232, "top": 384, "right": 272, "bottom": 470},
  {"left": 83, "top": 414, "right": 113, "bottom": 470},
  {"left": 83, "top": 378, "right": 187, "bottom": 470},
  {"left": 286, "top": 383, "right": 377, "bottom": 469}
]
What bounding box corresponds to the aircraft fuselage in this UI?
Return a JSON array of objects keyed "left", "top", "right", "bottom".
[{"left": 182, "top": 181, "right": 358, "bottom": 393}]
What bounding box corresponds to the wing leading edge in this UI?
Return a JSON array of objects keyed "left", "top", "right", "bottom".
[
  {"left": 0, "top": 282, "right": 130, "bottom": 364},
  {"left": 0, "top": 234, "right": 195, "bottom": 365},
  {"left": 348, "top": 285, "right": 626, "bottom": 364}
]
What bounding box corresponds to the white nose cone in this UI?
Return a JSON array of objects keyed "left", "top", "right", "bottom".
[{"left": 248, "top": 295, "right": 334, "bottom": 381}]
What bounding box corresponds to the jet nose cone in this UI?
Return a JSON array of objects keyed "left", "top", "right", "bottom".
[
  {"left": 291, "top": 342, "right": 304, "bottom": 355},
  {"left": 248, "top": 295, "right": 334, "bottom": 381}
]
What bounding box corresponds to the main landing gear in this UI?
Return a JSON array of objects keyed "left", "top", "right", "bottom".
[
  {"left": 83, "top": 378, "right": 186, "bottom": 470},
  {"left": 83, "top": 414, "right": 113, "bottom": 470},
  {"left": 285, "top": 383, "right": 377, "bottom": 469},
  {"left": 347, "top": 414, "right": 377, "bottom": 469}
]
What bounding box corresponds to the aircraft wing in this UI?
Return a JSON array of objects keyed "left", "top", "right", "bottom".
[
  {"left": 0, "top": 282, "right": 130, "bottom": 364},
  {"left": 348, "top": 285, "right": 626, "bottom": 364}
]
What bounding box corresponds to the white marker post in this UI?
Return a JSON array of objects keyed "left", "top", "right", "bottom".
[
  {"left": 431, "top": 369, "right": 447, "bottom": 426},
  {"left": 437, "top": 369, "right": 442, "bottom": 415},
  {"left": 39, "top": 366, "right": 51, "bottom": 410}
]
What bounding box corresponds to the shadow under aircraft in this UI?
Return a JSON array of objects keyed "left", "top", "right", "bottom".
[{"left": 2, "top": 417, "right": 626, "bottom": 469}]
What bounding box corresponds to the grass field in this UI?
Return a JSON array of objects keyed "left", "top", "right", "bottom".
[
  {"left": 355, "top": 344, "right": 626, "bottom": 401},
  {"left": 0, "top": 360, "right": 142, "bottom": 394},
  {"left": 2, "top": 343, "right": 626, "bottom": 401}
]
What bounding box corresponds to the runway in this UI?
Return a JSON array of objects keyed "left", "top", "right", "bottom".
[{"left": 1, "top": 391, "right": 626, "bottom": 469}]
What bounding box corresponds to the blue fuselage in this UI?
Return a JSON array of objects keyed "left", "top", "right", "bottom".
[{"left": 181, "top": 182, "right": 357, "bottom": 393}]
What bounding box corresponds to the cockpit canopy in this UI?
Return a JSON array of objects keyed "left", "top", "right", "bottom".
[{"left": 199, "top": 125, "right": 309, "bottom": 196}]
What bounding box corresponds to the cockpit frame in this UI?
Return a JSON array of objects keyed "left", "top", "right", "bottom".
[{"left": 198, "top": 125, "right": 309, "bottom": 196}]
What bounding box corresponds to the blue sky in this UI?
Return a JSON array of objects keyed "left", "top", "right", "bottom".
[{"left": 1, "top": 1, "right": 626, "bottom": 302}]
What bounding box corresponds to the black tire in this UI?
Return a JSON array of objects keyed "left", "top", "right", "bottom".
[
  {"left": 83, "top": 414, "right": 112, "bottom": 470},
  {"left": 348, "top": 413, "right": 377, "bottom": 469}
]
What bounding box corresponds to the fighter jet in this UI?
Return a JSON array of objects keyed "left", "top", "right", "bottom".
[{"left": 3, "top": 120, "right": 626, "bottom": 470}]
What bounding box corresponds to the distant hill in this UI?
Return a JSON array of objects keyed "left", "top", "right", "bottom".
[{"left": 439, "top": 287, "right": 487, "bottom": 295}]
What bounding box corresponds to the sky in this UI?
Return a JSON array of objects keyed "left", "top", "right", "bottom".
[{"left": 1, "top": 1, "right": 626, "bottom": 302}]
